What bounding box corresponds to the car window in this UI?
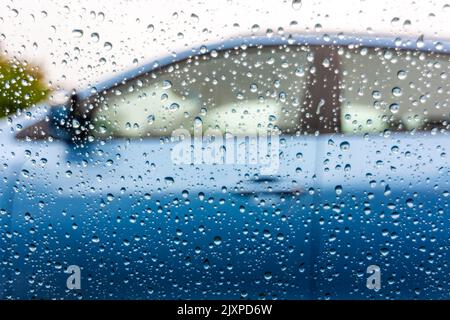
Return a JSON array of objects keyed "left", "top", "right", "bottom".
[
  {"left": 89, "top": 46, "right": 313, "bottom": 138},
  {"left": 339, "top": 47, "right": 450, "bottom": 134}
]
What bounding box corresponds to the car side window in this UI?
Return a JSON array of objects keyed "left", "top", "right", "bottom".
[
  {"left": 89, "top": 45, "right": 313, "bottom": 139},
  {"left": 339, "top": 46, "right": 450, "bottom": 134}
]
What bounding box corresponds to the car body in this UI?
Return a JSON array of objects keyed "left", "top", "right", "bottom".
[{"left": 0, "top": 34, "right": 448, "bottom": 299}]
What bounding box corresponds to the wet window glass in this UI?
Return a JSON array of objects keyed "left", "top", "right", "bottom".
[
  {"left": 339, "top": 47, "right": 450, "bottom": 134},
  {"left": 1, "top": 0, "right": 449, "bottom": 302},
  {"left": 90, "top": 46, "right": 311, "bottom": 138}
]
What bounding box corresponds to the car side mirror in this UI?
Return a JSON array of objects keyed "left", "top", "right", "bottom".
[{"left": 48, "top": 90, "right": 76, "bottom": 142}]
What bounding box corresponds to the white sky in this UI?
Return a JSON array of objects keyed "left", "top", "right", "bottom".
[{"left": 1, "top": 0, "right": 450, "bottom": 90}]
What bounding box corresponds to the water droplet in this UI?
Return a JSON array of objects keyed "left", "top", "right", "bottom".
[
  {"left": 292, "top": 0, "right": 302, "bottom": 10},
  {"left": 389, "top": 103, "right": 400, "bottom": 114},
  {"left": 392, "top": 87, "right": 402, "bottom": 97},
  {"left": 164, "top": 177, "right": 174, "bottom": 185},
  {"left": 104, "top": 42, "right": 112, "bottom": 50},
  {"left": 72, "top": 29, "right": 83, "bottom": 38},
  {"left": 384, "top": 185, "right": 391, "bottom": 196},
  {"left": 397, "top": 70, "right": 407, "bottom": 80},
  {"left": 406, "top": 198, "right": 414, "bottom": 208},
  {"left": 340, "top": 141, "right": 350, "bottom": 151},
  {"left": 162, "top": 80, "right": 172, "bottom": 89},
  {"left": 373, "top": 90, "right": 381, "bottom": 99},
  {"left": 90, "top": 32, "right": 99, "bottom": 43},
  {"left": 251, "top": 24, "right": 260, "bottom": 33},
  {"left": 416, "top": 34, "right": 424, "bottom": 48},
  {"left": 213, "top": 236, "right": 222, "bottom": 245},
  {"left": 190, "top": 14, "right": 199, "bottom": 23}
]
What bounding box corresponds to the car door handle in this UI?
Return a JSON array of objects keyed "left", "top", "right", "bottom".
[
  {"left": 249, "top": 175, "right": 281, "bottom": 183},
  {"left": 233, "top": 187, "right": 305, "bottom": 197}
]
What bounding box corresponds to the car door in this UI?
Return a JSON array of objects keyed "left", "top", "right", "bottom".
[
  {"left": 314, "top": 45, "right": 450, "bottom": 299},
  {"left": 7, "top": 43, "right": 335, "bottom": 299}
]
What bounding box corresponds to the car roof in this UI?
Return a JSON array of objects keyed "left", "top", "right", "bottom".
[{"left": 76, "top": 33, "right": 450, "bottom": 100}]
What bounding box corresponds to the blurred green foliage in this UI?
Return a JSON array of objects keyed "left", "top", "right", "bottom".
[{"left": 0, "top": 55, "right": 49, "bottom": 118}]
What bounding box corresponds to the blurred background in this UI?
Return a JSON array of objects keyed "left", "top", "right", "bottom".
[{"left": 1, "top": 0, "right": 450, "bottom": 117}]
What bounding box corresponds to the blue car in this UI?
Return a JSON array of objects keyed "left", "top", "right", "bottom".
[{"left": 0, "top": 34, "right": 448, "bottom": 300}]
